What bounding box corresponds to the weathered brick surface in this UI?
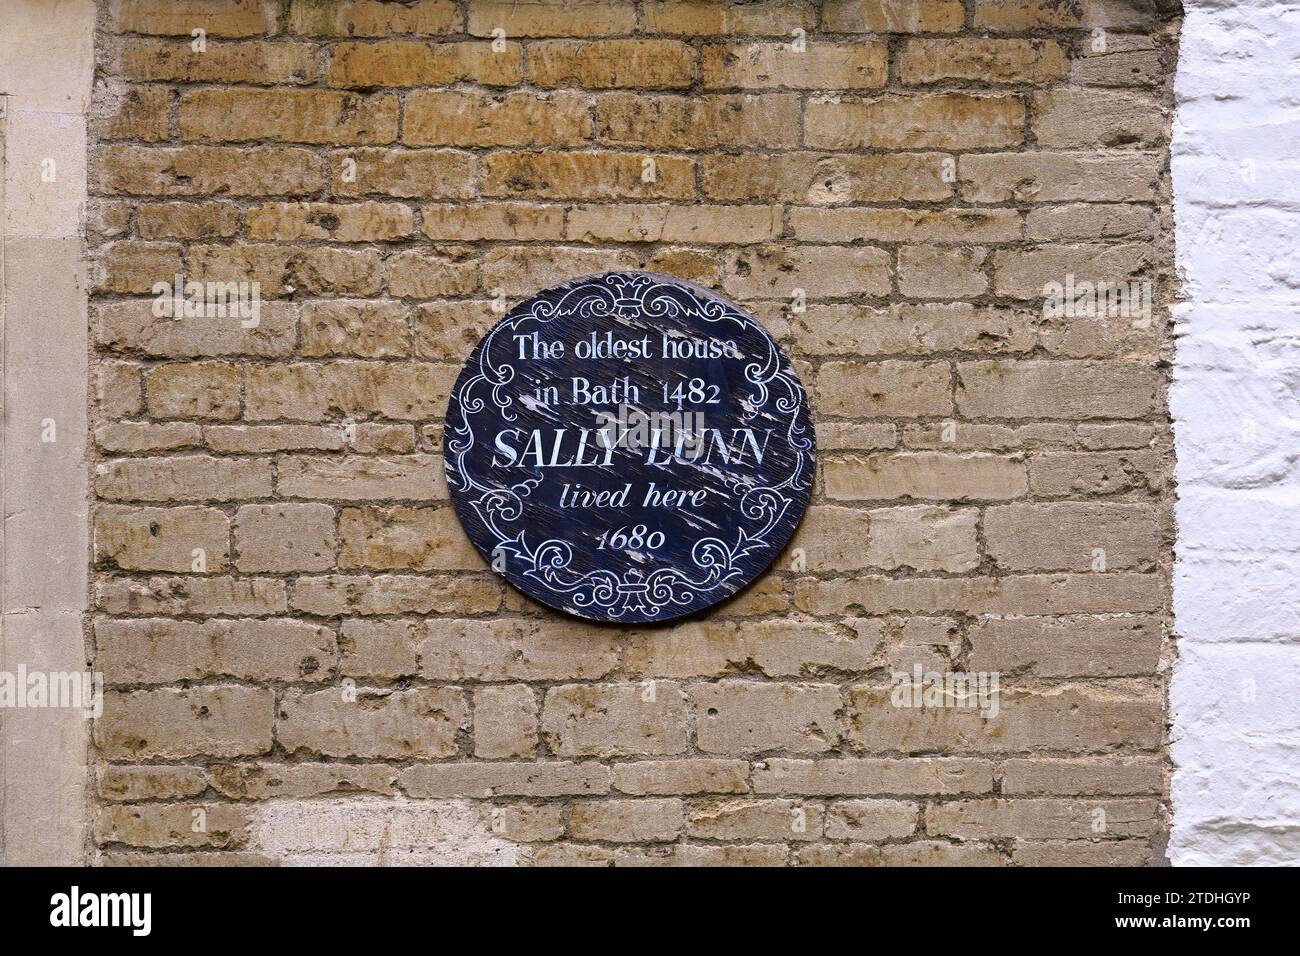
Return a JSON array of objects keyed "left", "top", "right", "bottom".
[{"left": 89, "top": 0, "right": 1178, "bottom": 867}]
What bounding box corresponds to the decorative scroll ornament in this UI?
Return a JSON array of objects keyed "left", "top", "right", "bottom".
[{"left": 444, "top": 272, "right": 814, "bottom": 624}]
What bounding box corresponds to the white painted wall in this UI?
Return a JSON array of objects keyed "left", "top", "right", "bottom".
[{"left": 1172, "top": 0, "right": 1300, "bottom": 865}]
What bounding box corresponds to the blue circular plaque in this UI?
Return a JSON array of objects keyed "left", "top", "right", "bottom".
[{"left": 444, "top": 272, "right": 814, "bottom": 624}]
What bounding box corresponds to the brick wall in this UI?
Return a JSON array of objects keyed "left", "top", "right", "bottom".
[{"left": 87, "top": 0, "right": 1180, "bottom": 866}]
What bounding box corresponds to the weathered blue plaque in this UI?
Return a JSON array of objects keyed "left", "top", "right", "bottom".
[{"left": 444, "top": 272, "right": 814, "bottom": 624}]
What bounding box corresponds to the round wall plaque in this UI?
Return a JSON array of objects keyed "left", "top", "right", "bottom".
[{"left": 444, "top": 271, "right": 815, "bottom": 624}]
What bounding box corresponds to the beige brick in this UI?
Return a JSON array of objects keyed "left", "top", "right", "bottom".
[
  {"left": 99, "top": 766, "right": 209, "bottom": 802},
  {"left": 96, "top": 803, "right": 252, "bottom": 850},
  {"left": 96, "top": 575, "right": 287, "bottom": 616},
  {"left": 98, "top": 360, "right": 142, "bottom": 417},
  {"left": 724, "top": 245, "right": 891, "bottom": 300},
  {"left": 825, "top": 800, "right": 918, "bottom": 840},
  {"left": 482, "top": 245, "right": 640, "bottom": 296},
  {"left": 790, "top": 207, "right": 1020, "bottom": 245},
  {"left": 248, "top": 202, "right": 414, "bottom": 242},
  {"left": 421, "top": 619, "right": 620, "bottom": 681},
  {"left": 1072, "top": 35, "right": 1162, "bottom": 87},
  {"left": 687, "top": 798, "right": 823, "bottom": 841},
  {"left": 97, "top": 455, "right": 271, "bottom": 502},
  {"left": 824, "top": 0, "right": 965, "bottom": 32},
  {"left": 405, "top": 90, "right": 590, "bottom": 148},
  {"left": 983, "top": 502, "right": 1159, "bottom": 572},
  {"left": 992, "top": 242, "right": 1152, "bottom": 299},
  {"left": 823, "top": 453, "right": 1028, "bottom": 502},
  {"left": 188, "top": 243, "right": 383, "bottom": 296},
  {"left": 94, "top": 505, "right": 230, "bottom": 573},
  {"left": 901, "top": 421, "right": 1072, "bottom": 451},
  {"left": 796, "top": 573, "right": 1164, "bottom": 617},
  {"left": 95, "top": 686, "right": 274, "bottom": 759},
  {"left": 234, "top": 503, "right": 336, "bottom": 572},
  {"left": 899, "top": 39, "right": 1069, "bottom": 84},
  {"left": 484, "top": 151, "right": 695, "bottom": 202},
  {"left": 702, "top": 152, "right": 953, "bottom": 203},
  {"left": 899, "top": 245, "right": 989, "bottom": 298},
  {"left": 798, "top": 841, "right": 1002, "bottom": 866},
  {"left": 806, "top": 94, "right": 1024, "bottom": 150},
  {"left": 643, "top": 0, "right": 813, "bottom": 35},
  {"left": 790, "top": 505, "right": 978, "bottom": 573},
  {"left": 847, "top": 685, "right": 1163, "bottom": 753},
  {"left": 399, "top": 761, "right": 611, "bottom": 798},
  {"left": 339, "top": 505, "right": 484, "bottom": 571},
  {"left": 146, "top": 362, "right": 240, "bottom": 420},
  {"left": 96, "top": 618, "right": 334, "bottom": 684},
  {"left": 421, "top": 203, "right": 564, "bottom": 242},
  {"left": 1033, "top": 89, "right": 1166, "bottom": 148},
  {"left": 1001, "top": 756, "right": 1163, "bottom": 796},
  {"left": 531, "top": 39, "right": 695, "bottom": 89},
  {"left": 565, "top": 204, "right": 779, "bottom": 244},
  {"left": 180, "top": 89, "right": 398, "bottom": 144},
  {"left": 98, "top": 145, "right": 324, "bottom": 197},
  {"left": 278, "top": 455, "right": 446, "bottom": 502},
  {"left": 814, "top": 422, "right": 898, "bottom": 452},
  {"left": 791, "top": 303, "right": 1031, "bottom": 356},
  {"left": 956, "top": 360, "right": 1158, "bottom": 419},
  {"left": 959, "top": 152, "right": 1162, "bottom": 203},
  {"left": 926, "top": 799, "right": 1161, "bottom": 840},
  {"left": 289, "top": 0, "right": 460, "bottom": 36},
  {"left": 290, "top": 574, "right": 499, "bottom": 616},
  {"left": 645, "top": 247, "right": 721, "bottom": 287},
  {"left": 571, "top": 799, "right": 684, "bottom": 843},
  {"left": 113, "top": 0, "right": 280, "bottom": 37},
  {"left": 332, "top": 149, "right": 476, "bottom": 199},
  {"left": 625, "top": 618, "right": 880, "bottom": 678},
  {"left": 814, "top": 361, "right": 951, "bottom": 418},
  {"left": 597, "top": 93, "right": 802, "bottom": 149},
  {"left": 97, "top": 241, "right": 183, "bottom": 294},
  {"left": 692, "top": 681, "right": 843, "bottom": 754},
  {"left": 278, "top": 687, "right": 467, "bottom": 759},
  {"left": 613, "top": 760, "right": 749, "bottom": 796},
  {"left": 474, "top": 685, "right": 538, "bottom": 759},
  {"left": 98, "top": 85, "right": 171, "bottom": 142},
  {"left": 245, "top": 362, "right": 457, "bottom": 421},
  {"left": 466, "top": 0, "right": 636, "bottom": 37},
  {"left": 702, "top": 42, "right": 887, "bottom": 90},
  {"left": 972, "top": 0, "right": 1083, "bottom": 30},
  {"left": 753, "top": 757, "right": 993, "bottom": 796},
  {"left": 412, "top": 300, "right": 498, "bottom": 361},
  {"left": 339, "top": 619, "right": 420, "bottom": 679},
  {"left": 616, "top": 843, "right": 789, "bottom": 867},
  {"left": 209, "top": 762, "right": 398, "bottom": 799},
  {"left": 969, "top": 615, "right": 1162, "bottom": 678},
  {"left": 137, "top": 202, "right": 243, "bottom": 240},
  {"left": 1078, "top": 423, "right": 1157, "bottom": 451},
  {"left": 328, "top": 40, "right": 520, "bottom": 87},
  {"left": 122, "top": 38, "right": 320, "bottom": 84},
  {"left": 299, "top": 300, "right": 409, "bottom": 358},
  {"left": 541, "top": 683, "right": 689, "bottom": 758},
  {"left": 1028, "top": 450, "right": 1163, "bottom": 496},
  {"left": 1011, "top": 839, "right": 1152, "bottom": 866},
  {"left": 96, "top": 422, "right": 201, "bottom": 454},
  {"left": 1025, "top": 203, "right": 1154, "bottom": 242},
  {"left": 385, "top": 248, "right": 478, "bottom": 298},
  {"left": 95, "top": 300, "right": 296, "bottom": 359},
  {"left": 204, "top": 424, "right": 345, "bottom": 453}
]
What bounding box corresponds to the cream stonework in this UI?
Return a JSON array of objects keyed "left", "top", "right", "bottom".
[{"left": 1, "top": 0, "right": 1191, "bottom": 865}]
